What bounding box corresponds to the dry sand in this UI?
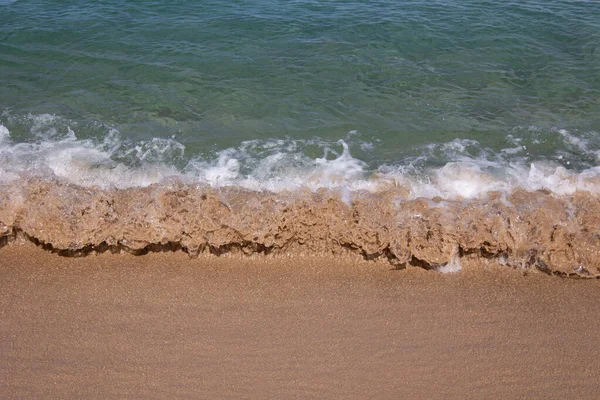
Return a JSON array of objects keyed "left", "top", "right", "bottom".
[{"left": 1, "top": 242, "right": 599, "bottom": 399}]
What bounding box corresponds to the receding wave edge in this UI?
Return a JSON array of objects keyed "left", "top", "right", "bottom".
[{"left": 1, "top": 178, "right": 599, "bottom": 278}]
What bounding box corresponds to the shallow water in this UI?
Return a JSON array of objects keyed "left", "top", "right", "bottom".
[
  {"left": 1, "top": 0, "right": 600, "bottom": 195},
  {"left": 2, "top": 1, "right": 600, "bottom": 274}
]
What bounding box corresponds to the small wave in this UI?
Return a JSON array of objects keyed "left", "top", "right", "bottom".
[
  {"left": 2, "top": 114, "right": 600, "bottom": 199},
  {"left": 1, "top": 114, "right": 600, "bottom": 277},
  {"left": 0, "top": 177, "right": 598, "bottom": 278}
]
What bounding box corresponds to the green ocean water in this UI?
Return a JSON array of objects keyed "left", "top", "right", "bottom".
[{"left": 1, "top": 0, "right": 600, "bottom": 190}]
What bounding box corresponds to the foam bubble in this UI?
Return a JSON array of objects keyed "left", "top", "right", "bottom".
[
  {"left": 121, "top": 137, "right": 185, "bottom": 163},
  {"left": 0, "top": 121, "right": 182, "bottom": 188},
  {"left": 437, "top": 258, "right": 462, "bottom": 274},
  {"left": 195, "top": 149, "right": 242, "bottom": 186},
  {"left": 340, "top": 185, "right": 353, "bottom": 206},
  {"left": 432, "top": 161, "right": 507, "bottom": 198},
  {"left": 185, "top": 139, "right": 376, "bottom": 192},
  {"left": 0, "top": 124, "right": 9, "bottom": 142},
  {"left": 2, "top": 114, "right": 600, "bottom": 198}
]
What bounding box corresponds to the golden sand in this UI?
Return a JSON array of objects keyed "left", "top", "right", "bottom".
[{"left": 1, "top": 243, "right": 599, "bottom": 399}]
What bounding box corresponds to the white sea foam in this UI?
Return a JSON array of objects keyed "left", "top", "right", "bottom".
[
  {"left": 437, "top": 257, "right": 462, "bottom": 274},
  {"left": 0, "top": 122, "right": 180, "bottom": 188},
  {"left": 1, "top": 119, "right": 600, "bottom": 199},
  {"left": 185, "top": 138, "right": 376, "bottom": 192},
  {"left": 0, "top": 124, "right": 9, "bottom": 142}
]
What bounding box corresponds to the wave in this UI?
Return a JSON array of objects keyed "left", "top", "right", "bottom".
[
  {"left": 1, "top": 115, "right": 600, "bottom": 277},
  {"left": 1, "top": 177, "right": 599, "bottom": 278},
  {"left": 2, "top": 114, "right": 600, "bottom": 198}
]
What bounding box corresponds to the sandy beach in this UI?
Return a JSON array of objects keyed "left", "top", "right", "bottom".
[
  {"left": 3, "top": 1, "right": 600, "bottom": 398},
  {"left": 1, "top": 242, "right": 599, "bottom": 399}
]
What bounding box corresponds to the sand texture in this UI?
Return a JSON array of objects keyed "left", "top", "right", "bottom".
[
  {"left": 1, "top": 243, "right": 600, "bottom": 399},
  {"left": 1, "top": 178, "right": 600, "bottom": 277}
]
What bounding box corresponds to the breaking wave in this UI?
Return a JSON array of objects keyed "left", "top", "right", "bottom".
[
  {"left": 2, "top": 114, "right": 600, "bottom": 199},
  {"left": 1, "top": 114, "right": 600, "bottom": 278}
]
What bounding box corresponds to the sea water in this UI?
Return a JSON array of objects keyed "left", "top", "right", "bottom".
[{"left": 1, "top": 0, "right": 600, "bottom": 197}]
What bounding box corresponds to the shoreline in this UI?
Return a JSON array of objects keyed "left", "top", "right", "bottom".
[
  {"left": 2, "top": 178, "right": 600, "bottom": 278},
  {"left": 2, "top": 242, "right": 600, "bottom": 399}
]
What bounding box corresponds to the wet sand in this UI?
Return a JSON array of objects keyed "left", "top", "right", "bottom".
[
  {"left": 3, "top": 180, "right": 600, "bottom": 277},
  {"left": 1, "top": 243, "right": 599, "bottom": 399}
]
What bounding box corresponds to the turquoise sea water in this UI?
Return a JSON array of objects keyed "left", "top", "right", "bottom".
[{"left": 1, "top": 0, "right": 600, "bottom": 195}]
